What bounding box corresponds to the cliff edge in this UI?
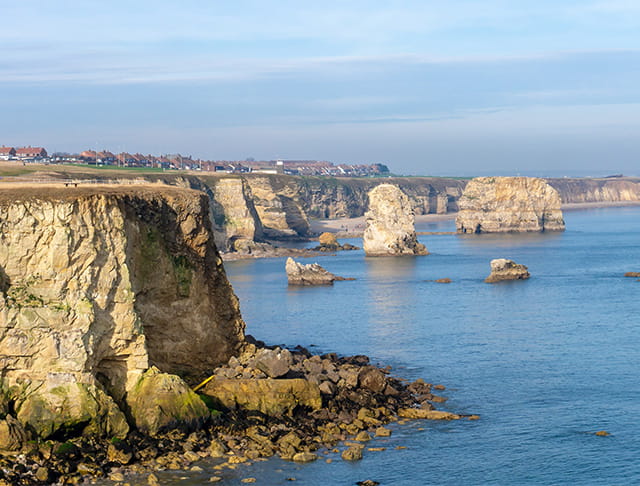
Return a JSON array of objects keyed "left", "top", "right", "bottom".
[{"left": 0, "top": 183, "right": 245, "bottom": 438}]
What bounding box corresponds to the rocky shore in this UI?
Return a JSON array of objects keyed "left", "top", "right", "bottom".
[{"left": 0, "top": 338, "right": 473, "bottom": 485}]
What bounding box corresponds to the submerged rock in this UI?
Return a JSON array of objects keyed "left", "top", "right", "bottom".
[
  {"left": 485, "top": 259, "right": 531, "bottom": 283},
  {"left": 285, "top": 257, "right": 351, "bottom": 285},
  {"left": 456, "top": 177, "right": 565, "bottom": 233},
  {"left": 363, "top": 184, "right": 428, "bottom": 256}
]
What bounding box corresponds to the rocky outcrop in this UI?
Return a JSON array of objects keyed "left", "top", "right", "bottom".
[
  {"left": 363, "top": 184, "right": 428, "bottom": 256},
  {"left": 485, "top": 259, "right": 530, "bottom": 283},
  {"left": 312, "top": 232, "right": 359, "bottom": 252},
  {"left": 285, "top": 257, "right": 349, "bottom": 285},
  {"left": 456, "top": 177, "right": 565, "bottom": 233},
  {"left": 0, "top": 184, "right": 245, "bottom": 439}
]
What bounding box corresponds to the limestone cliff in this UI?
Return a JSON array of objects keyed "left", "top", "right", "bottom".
[
  {"left": 363, "top": 184, "right": 428, "bottom": 256},
  {"left": 0, "top": 183, "right": 245, "bottom": 437},
  {"left": 547, "top": 177, "right": 640, "bottom": 204},
  {"left": 456, "top": 177, "right": 565, "bottom": 233}
]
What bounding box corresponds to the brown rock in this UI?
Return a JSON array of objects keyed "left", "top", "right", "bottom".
[
  {"left": 435, "top": 278, "right": 452, "bottom": 283},
  {"left": 624, "top": 272, "right": 640, "bottom": 277},
  {"left": 358, "top": 367, "right": 387, "bottom": 393},
  {"left": 0, "top": 415, "right": 27, "bottom": 451},
  {"left": 341, "top": 445, "right": 363, "bottom": 461},
  {"left": 485, "top": 259, "right": 530, "bottom": 283}
]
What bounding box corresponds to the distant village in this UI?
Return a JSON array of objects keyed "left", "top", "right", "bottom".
[{"left": 0, "top": 145, "right": 390, "bottom": 177}]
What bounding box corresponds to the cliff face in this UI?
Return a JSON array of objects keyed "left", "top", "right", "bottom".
[
  {"left": 456, "top": 177, "right": 565, "bottom": 233},
  {"left": 547, "top": 177, "right": 640, "bottom": 204},
  {"left": 0, "top": 184, "right": 245, "bottom": 436}
]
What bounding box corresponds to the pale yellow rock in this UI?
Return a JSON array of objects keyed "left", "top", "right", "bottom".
[
  {"left": 245, "top": 176, "right": 311, "bottom": 238},
  {"left": 202, "top": 378, "right": 321, "bottom": 416},
  {"left": 0, "top": 184, "right": 245, "bottom": 437},
  {"left": 456, "top": 177, "right": 565, "bottom": 233},
  {"left": 210, "top": 177, "right": 263, "bottom": 251},
  {"left": 363, "top": 184, "right": 428, "bottom": 256},
  {"left": 397, "top": 408, "right": 461, "bottom": 420}
]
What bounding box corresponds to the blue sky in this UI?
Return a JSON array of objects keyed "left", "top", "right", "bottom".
[{"left": 1, "top": 1, "right": 639, "bottom": 176}]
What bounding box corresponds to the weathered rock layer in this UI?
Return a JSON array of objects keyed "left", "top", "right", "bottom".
[{"left": 456, "top": 177, "right": 565, "bottom": 233}]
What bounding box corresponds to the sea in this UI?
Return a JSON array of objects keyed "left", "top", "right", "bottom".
[{"left": 120, "top": 206, "right": 640, "bottom": 485}]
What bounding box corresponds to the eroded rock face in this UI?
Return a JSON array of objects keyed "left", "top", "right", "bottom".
[
  {"left": 456, "top": 177, "right": 565, "bottom": 233},
  {"left": 209, "top": 177, "right": 264, "bottom": 252},
  {"left": 485, "top": 259, "right": 530, "bottom": 283},
  {"left": 0, "top": 184, "right": 245, "bottom": 438},
  {"left": 244, "top": 177, "right": 311, "bottom": 238},
  {"left": 363, "top": 184, "right": 428, "bottom": 256},
  {"left": 285, "top": 257, "right": 345, "bottom": 285}
]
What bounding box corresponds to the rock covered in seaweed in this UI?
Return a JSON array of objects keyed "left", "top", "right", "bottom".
[
  {"left": 485, "top": 259, "right": 530, "bottom": 283},
  {"left": 363, "top": 184, "right": 428, "bottom": 256},
  {"left": 456, "top": 177, "right": 565, "bottom": 233}
]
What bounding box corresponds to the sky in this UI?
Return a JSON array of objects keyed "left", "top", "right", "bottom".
[{"left": 1, "top": 1, "right": 639, "bottom": 176}]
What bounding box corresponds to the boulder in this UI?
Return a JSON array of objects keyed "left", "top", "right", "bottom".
[
  {"left": 249, "top": 348, "right": 293, "bottom": 378},
  {"left": 15, "top": 382, "right": 129, "bottom": 440},
  {"left": 624, "top": 272, "right": 640, "bottom": 278},
  {"left": 285, "top": 257, "right": 348, "bottom": 285},
  {"left": 319, "top": 232, "right": 340, "bottom": 250},
  {"left": 201, "top": 378, "right": 321, "bottom": 416},
  {"left": 456, "top": 177, "right": 565, "bottom": 233},
  {"left": 126, "top": 367, "right": 210, "bottom": 436},
  {"left": 485, "top": 259, "right": 531, "bottom": 283},
  {"left": 363, "top": 184, "right": 428, "bottom": 256}
]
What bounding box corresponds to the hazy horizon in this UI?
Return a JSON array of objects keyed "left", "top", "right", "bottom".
[{"left": 2, "top": 1, "right": 639, "bottom": 176}]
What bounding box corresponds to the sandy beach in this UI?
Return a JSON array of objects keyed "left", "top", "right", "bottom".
[{"left": 310, "top": 213, "right": 456, "bottom": 237}]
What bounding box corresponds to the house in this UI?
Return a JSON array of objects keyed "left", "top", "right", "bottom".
[
  {"left": 0, "top": 147, "right": 16, "bottom": 160},
  {"left": 15, "top": 147, "right": 47, "bottom": 159}
]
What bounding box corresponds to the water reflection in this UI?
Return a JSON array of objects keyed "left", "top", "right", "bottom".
[{"left": 363, "top": 256, "right": 422, "bottom": 354}]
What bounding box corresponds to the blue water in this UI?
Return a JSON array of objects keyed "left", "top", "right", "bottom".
[{"left": 127, "top": 207, "right": 640, "bottom": 485}]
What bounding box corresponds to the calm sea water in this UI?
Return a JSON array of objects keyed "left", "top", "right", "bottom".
[{"left": 124, "top": 207, "right": 640, "bottom": 485}]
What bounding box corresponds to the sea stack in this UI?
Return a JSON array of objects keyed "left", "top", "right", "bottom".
[
  {"left": 363, "top": 184, "right": 428, "bottom": 256},
  {"left": 456, "top": 177, "right": 565, "bottom": 233}
]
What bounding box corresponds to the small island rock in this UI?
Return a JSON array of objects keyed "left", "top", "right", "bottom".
[
  {"left": 363, "top": 184, "right": 428, "bottom": 256},
  {"left": 485, "top": 259, "right": 531, "bottom": 283},
  {"left": 285, "top": 257, "right": 349, "bottom": 285}
]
